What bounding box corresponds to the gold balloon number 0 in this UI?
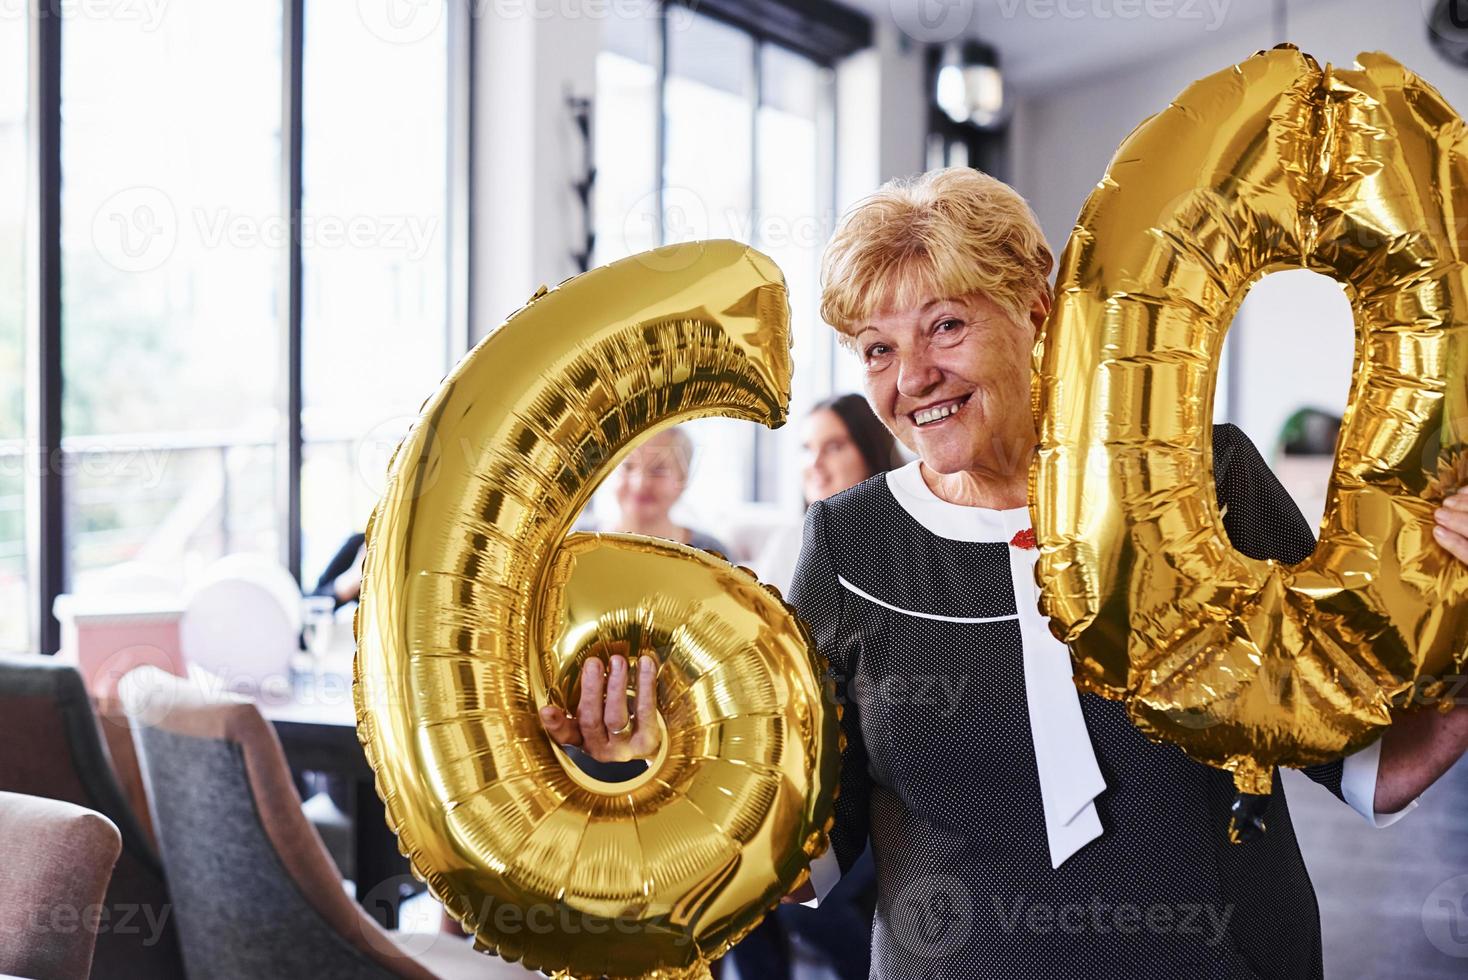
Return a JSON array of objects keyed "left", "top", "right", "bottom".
[
  {"left": 354, "top": 241, "right": 839, "bottom": 979},
  {"left": 1033, "top": 47, "right": 1468, "bottom": 797}
]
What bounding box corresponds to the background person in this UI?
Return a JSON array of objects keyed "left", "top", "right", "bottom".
[
  {"left": 582, "top": 426, "right": 732, "bottom": 557},
  {"left": 309, "top": 533, "right": 365, "bottom": 610},
  {"left": 754, "top": 393, "right": 903, "bottom": 595}
]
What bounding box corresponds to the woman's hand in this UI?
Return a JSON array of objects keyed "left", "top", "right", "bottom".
[
  {"left": 1434, "top": 487, "right": 1468, "bottom": 563},
  {"left": 538, "top": 654, "right": 661, "bottom": 763}
]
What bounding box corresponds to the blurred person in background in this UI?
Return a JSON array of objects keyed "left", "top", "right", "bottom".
[
  {"left": 582, "top": 425, "right": 732, "bottom": 556},
  {"left": 729, "top": 393, "right": 897, "bottom": 980},
  {"left": 310, "top": 427, "right": 729, "bottom": 613},
  {"left": 802, "top": 393, "right": 903, "bottom": 504},
  {"left": 309, "top": 533, "right": 365, "bottom": 610},
  {"left": 753, "top": 393, "right": 904, "bottom": 594},
  {"left": 564, "top": 425, "right": 729, "bottom": 783}
]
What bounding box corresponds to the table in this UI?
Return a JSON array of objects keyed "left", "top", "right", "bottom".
[{"left": 261, "top": 659, "right": 414, "bottom": 929}]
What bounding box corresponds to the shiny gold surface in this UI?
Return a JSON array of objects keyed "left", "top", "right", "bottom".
[
  {"left": 354, "top": 241, "right": 839, "bottom": 977},
  {"left": 1032, "top": 47, "right": 1468, "bottom": 795}
]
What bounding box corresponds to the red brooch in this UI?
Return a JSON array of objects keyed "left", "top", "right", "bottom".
[{"left": 1010, "top": 528, "right": 1037, "bottom": 550}]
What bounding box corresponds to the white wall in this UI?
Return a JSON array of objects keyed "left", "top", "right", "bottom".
[
  {"left": 473, "top": 10, "right": 600, "bottom": 341},
  {"left": 1009, "top": 0, "right": 1468, "bottom": 463}
]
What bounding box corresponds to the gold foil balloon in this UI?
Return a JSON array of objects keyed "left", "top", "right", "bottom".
[
  {"left": 354, "top": 240, "right": 839, "bottom": 978},
  {"left": 1032, "top": 46, "right": 1468, "bottom": 797}
]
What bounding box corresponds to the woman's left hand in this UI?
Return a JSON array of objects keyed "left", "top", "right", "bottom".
[{"left": 1434, "top": 487, "right": 1468, "bottom": 563}]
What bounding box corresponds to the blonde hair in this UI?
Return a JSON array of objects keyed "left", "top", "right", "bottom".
[{"left": 819, "top": 168, "right": 1054, "bottom": 346}]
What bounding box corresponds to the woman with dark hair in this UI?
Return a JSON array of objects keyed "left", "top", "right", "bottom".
[
  {"left": 753, "top": 394, "right": 903, "bottom": 595},
  {"left": 724, "top": 394, "right": 897, "bottom": 980},
  {"left": 801, "top": 393, "right": 904, "bottom": 511}
]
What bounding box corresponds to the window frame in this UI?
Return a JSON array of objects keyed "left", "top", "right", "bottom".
[
  {"left": 635, "top": 0, "right": 860, "bottom": 504},
  {"left": 20, "top": 0, "right": 474, "bottom": 655}
]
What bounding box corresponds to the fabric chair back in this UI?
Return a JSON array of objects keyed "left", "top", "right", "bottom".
[
  {"left": 0, "top": 790, "right": 122, "bottom": 980},
  {"left": 0, "top": 653, "right": 185, "bottom": 978},
  {"left": 124, "top": 666, "right": 441, "bottom": 980}
]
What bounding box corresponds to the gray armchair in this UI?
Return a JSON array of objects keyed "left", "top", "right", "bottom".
[{"left": 124, "top": 667, "right": 524, "bottom": 980}]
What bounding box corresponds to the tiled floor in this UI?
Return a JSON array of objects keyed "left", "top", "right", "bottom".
[{"left": 1283, "top": 753, "right": 1468, "bottom": 978}]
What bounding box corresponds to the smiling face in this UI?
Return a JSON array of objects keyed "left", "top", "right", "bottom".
[
  {"left": 611, "top": 431, "right": 689, "bottom": 526},
  {"left": 801, "top": 408, "right": 872, "bottom": 504},
  {"left": 856, "top": 291, "right": 1046, "bottom": 482}
]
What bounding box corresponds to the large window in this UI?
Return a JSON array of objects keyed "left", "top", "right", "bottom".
[
  {"left": 300, "top": 0, "right": 452, "bottom": 585},
  {"left": 9, "top": 0, "right": 465, "bottom": 654},
  {"left": 0, "top": 12, "right": 27, "bottom": 651},
  {"left": 61, "top": 3, "right": 285, "bottom": 590},
  {"left": 664, "top": 15, "right": 759, "bottom": 516},
  {"left": 595, "top": 6, "right": 838, "bottom": 521},
  {"left": 594, "top": 14, "right": 659, "bottom": 264}
]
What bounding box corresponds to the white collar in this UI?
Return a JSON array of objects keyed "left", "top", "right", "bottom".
[
  {"left": 883, "top": 461, "right": 1109, "bottom": 868},
  {"left": 885, "top": 460, "right": 1031, "bottom": 542}
]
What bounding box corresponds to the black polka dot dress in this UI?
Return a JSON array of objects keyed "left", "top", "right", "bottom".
[{"left": 787, "top": 424, "right": 1370, "bottom": 980}]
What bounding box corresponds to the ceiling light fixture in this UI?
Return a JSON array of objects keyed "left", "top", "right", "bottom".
[{"left": 935, "top": 40, "right": 1008, "bottom": 131}]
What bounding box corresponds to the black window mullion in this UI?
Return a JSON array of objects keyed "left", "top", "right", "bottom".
[
  {"left": 30, "top": 0, "right": 64, "bottom": 655},
  {"left": 280, "top": 0, "right": 304, "bottom": 584},
  {"left": 654, "top": 3, "right": 668, "bottom": 247}
]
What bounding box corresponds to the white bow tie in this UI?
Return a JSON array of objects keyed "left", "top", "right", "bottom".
[{"left": 1009, "top": 545, "right": 1107, "bottom": 867}]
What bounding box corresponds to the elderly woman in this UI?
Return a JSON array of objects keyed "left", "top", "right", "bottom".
[
  {"left": 543, "top": 168, "right": 1468, "bottom": 977},
  {"left": 579, "top": 426, "right": 731, "bottom": 556}
]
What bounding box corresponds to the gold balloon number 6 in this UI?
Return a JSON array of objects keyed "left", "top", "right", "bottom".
[
  {"left": 354, "top": 241, "right": 839, "bottom": 978},
  {"left": 1033, "top": 46, "right": 1468, "bottom": 798}
]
